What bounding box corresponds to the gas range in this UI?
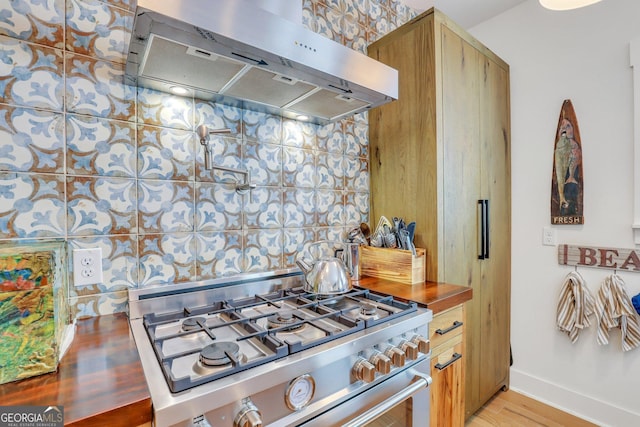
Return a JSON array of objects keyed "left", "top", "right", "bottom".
[{"left": 129, "top": 272, "right": 432, "bottom": 427}]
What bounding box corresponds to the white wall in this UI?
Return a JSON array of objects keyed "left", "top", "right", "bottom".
[{"left": 470, "top": 1, "right": 640, "bottom": 425}]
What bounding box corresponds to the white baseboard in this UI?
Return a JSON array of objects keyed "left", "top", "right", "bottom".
[{"left": 509, "top": 368, "right": 640, "bottom": 427}]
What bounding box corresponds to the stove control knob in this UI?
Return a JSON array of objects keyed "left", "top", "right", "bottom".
[
  {"left": 411, "top": 335, "right": 430, "bottom": 354},
  {"left": 369, "top": 352, "right": 391, "bottom": 375},
  {"left": 384, "top": 347, "right": 406, "bottom": 367},
  {"left": 353, "top": 358, "right": 376, "bottom": 383},
  {"left": 234, "top": 399, "right": 262, "bottom": 427},
  {"left": 401, "top": 340, "right": 419, "bottom": 360}
]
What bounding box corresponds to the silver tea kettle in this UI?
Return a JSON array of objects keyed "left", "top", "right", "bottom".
[{"left": 296, "top": 241, "right": 351, "bottom": 295}]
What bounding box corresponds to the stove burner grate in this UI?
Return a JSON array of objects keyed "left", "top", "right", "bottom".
[
  {"left": 140, "top": 285, "right": 417, "bottom": 393},
  {"left": 182, "top": 316, "right": 206, "bottom": 332},
  {"left": 200, "top": 342, "right": 241, "bottom": 366},
  {"left": 359, "top": 302, "right": 379, "bottom": 318},
  {"left": 266, "top": 310, "right": 306, "bottom": 331}
]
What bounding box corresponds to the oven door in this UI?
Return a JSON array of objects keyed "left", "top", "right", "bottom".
[{"left": 298, "top": 358, "right": 431, "bottom": 427}]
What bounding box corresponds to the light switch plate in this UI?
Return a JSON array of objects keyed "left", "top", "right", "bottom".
[{"left": 73, "top": 248, "right": 104, "bottom": 286}]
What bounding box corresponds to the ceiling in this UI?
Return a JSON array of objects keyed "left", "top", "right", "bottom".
[{"left": 402, "top": 0, "right": 528, "bottom": 28}]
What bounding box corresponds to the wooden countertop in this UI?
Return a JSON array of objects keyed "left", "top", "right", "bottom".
[
  {"left": 0, "top": 280, "right": 469, "bottom": 425},
  {"left": 0, "top": 313, "right": 151, "bottom": 427},
  {"left": 357, "top": 276, "right": 473, "bottom": 314}
]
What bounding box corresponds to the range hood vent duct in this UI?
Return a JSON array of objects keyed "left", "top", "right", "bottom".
[{"left": 125, "top": 0, "right": 398, "bottom": 124}]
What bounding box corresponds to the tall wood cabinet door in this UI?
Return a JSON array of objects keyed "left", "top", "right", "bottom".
[
  {"left": 477, "top": 54, "right": 511, "bottom": 407},
  {"left": 439, "top": 24, "right": 486, "bottom": 417},
  {"left": 439, "top": 25, "right": 481, "bottom": 287},
  {"left": 368, "top": 17, "right": 440, "bottom": 276}
]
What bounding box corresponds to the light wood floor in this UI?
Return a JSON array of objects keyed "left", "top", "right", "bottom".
[{"left": 465, "top": 389, "right": 600, "bottom": 427}]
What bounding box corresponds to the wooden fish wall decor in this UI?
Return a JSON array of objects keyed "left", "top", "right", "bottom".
[{"left": 551, "top": 99, "right": 584, "bottom": 225}]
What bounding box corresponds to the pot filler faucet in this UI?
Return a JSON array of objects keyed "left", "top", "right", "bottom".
[{"left": 196, "top": 124, "right": 256, "bottom": 194}]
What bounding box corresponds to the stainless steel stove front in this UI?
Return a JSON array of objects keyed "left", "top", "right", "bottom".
[{"left": 128, "top": 272, "right": 432, "bottom": 427}]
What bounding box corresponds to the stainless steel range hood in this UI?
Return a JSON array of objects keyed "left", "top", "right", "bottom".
[{"left": 125, "top": 0, "right": 398, "bottom": 124}]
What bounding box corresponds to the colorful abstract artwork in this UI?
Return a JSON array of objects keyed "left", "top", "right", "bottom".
[{"left": 0, "top": 241, "right": 68, "bottom": 384}]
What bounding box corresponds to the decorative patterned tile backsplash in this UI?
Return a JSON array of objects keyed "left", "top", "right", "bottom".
[{"left": 0, "top": 0, "right": 416, "bottom": 318}]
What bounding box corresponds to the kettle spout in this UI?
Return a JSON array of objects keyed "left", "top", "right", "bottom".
[{"left": 296, "top": 258, "right": 312, "bottom": 275}]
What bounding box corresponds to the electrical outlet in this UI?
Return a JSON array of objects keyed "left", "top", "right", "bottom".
[
  {"left": 73, "top": 248, "right": 104, "bottom": 286},
  {"left": 542, "top": 227, "right": 556, "bottom": 246}
]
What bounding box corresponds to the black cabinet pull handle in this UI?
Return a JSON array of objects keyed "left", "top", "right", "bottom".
[
  {"left": 435, "top": 352, "right": 462, "bottom": 370},
  {"left": 484, "top": 199, "right": 490, "bottom": 259},
  {"left": 478, "top": 199, "right": 490, "bottom": 259},
  {"left": 435, "top": 320, "right": 463, "bottom": 335}
]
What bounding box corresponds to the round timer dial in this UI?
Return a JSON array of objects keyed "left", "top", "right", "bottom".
[{"left": 285, "top": 374, "right": 316, "bottom": 410}]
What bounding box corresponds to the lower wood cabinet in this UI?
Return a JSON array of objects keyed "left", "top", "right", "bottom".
[{"left": 430, "top": 305, "right": 465, "bottom": 427}]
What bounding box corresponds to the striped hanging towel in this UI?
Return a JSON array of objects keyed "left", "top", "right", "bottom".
[
  {"left": 556, "top": 271, "right": 595, "bottom": 343},
  {"left": 595, "top": 274, "right": 640, "bottom": 352}
]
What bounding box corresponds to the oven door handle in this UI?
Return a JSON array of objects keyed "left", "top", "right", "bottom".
[{"left": 341, "top": 373, "right": 432, "bottom": 427}]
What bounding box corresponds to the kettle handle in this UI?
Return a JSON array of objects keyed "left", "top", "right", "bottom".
[{"left": 307, "top": 240, "right": 344, "bottom": 258}]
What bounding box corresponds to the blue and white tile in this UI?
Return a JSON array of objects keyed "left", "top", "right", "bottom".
[
  {"left": 351, "top": 0, "right": 370, "bottom": 24},
  {"left": 307, "top": 1, "right": 337, "bottom": 41},
  {"left": 0, "top": 0, "right": 65, "bottom": 48},
  {"left": 244, "top": 229, "right": 283, "bottom": 272},
  {"left": 314, "top": 1, "right": 348, "bottom": 44},
  {"left": 283, "top": 228, "right": 316, "bottom": 268},
  {"left": 65, "top": 53, "right": 135, "bottom": 121},
  {"left": 0, "top": 36, "right": 64, "bottom": 111},
  {"left": 138, "top": 180, "right": 194, "bottom": 233},
  {"left": 66, "top": 114, "right": 136, "bottom": 177},
  {"left": 138, "top": 233, "right": 196, "bottom": 286},
  {"left": 70, "top": 290, "right": 128, "bottom": 320},
  {"left": 344, "top": 191, "right": 369, "bottom": 227},
  {"left": 316, "top": 226, "right": 346, "bottom": 243},
  {"left": 345, "top": 23, "right": 368, "bottom": 53},
  {"left": 243, "top": 110, "right": 282, "bottom": 144},
  {"left": 0, "top": 105, "right": 64, "bottom": 173},
  {"left": 68, "top": 235, "right": 138, "bottom": 291},
  {"left": 138, "top": 125, "right": 194, "bottom": 181},
  {"left": 344, "top": 120, "right": 368, "bottom": 157},
  {"left": 317, "top": 189, "right": 345, "bottom": 226},
  {"left": 302, "top": 0, "right": 316, "bottom": 30},
  {"left": 283, "top": 118, "right": 316, "bottom": 149},
  {"left": 66, "top": 0, "right": 133, "bottom": 63},
  {"left": 283, "top": 146, "right": 315, "bottom": 188},
  {"left": 196, "top": 231, "right": 243, "bottom": 279},
  {"left": 244, "top": 187, "right": 282, "bottom": 229},
  {"left": 67, "top": 176, "right": 137, "bottom": 236},
  {"left": 195, "top": 101, "right": 243, "bottom": 136},
  {"left": 317, "top": 151, "right": 344, "bottom": 190},
  {"left": 0, "top": 172, "right": 65, "bottom": 238},
  {"left": 283, "top": 188, "right": 316, "bottom": 227},
  {"left": 109, "top": 0, "right": 135, "bottom": 12},
  {"left": 137, "top": 88, "right": 192, "bottom": 130},
  {"left": 243, "top": 141, "right": 281, "bottom": 186},
  {"left": 196, "top": 134, "right": 243, "bottom": 182},
  {"left": 368, "top": 2, "right": 390, "bottom": 35},
  {"left": 317, "top": 121, "right": 345, "bottom": 154},
  {"left": 345, "top": 156, "right": 369, "bottom": 191},
  {"left": 196, "top": 182, "right": 242, "bottom": 231}
]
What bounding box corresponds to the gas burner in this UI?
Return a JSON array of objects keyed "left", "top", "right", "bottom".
[
  {"left": 359, "top": 302, "right": 379, "bottom": 318},
  {"left": 200, "top": 342, "right": 241, "bottom": 367},
  {"left": 182, "top": 316, "right": 206, "bottom": 332},
  {"left": 267, "top": 310, "right": 305, "bottom": 332}
]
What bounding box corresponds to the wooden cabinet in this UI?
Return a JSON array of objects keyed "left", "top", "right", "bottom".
[
  {"left": 430, "top": 305, "right": 465, "bottom": 427},
  {"left": 367, "top": 8, "right": 511, "bottom": 420}
]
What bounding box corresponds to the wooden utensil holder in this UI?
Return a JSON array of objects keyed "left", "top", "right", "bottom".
[{"left": 360, "top": 246, "right": 426, "bottom": 285}]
